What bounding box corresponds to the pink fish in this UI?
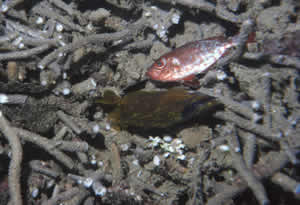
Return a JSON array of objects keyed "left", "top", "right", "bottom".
[{"left": 147, "top": 21, "right": 254, "bottom": 87}]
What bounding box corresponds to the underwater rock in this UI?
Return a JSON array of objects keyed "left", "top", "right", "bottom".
[{"left": 96, "top": 88, "right": 221, "bottom": 130}]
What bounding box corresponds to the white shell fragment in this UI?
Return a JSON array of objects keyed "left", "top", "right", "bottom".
[
  {"left": 216, "top": 70, "right": 227, "bottom": 81},
  {"left": 92, "top": 181, "right": 107, "bottom": 196},
  {"left": 251, "top": 101, "right": 261, "bottom": 111},
  {"left": 1, "top": 4, "right": 8, "bottom": 12},
  {"left": 56, "top": 23, "right": 64, "bottom": 32},
  {"left": 92, "top": 124, "right": 100, "bottom": 133},
  {"left": 177, "top": 155, "right": 186, "bottom": 160},
  {"left": 0, "top": 94, "right": 9, "bottom": 104},
  {"left": 153, "top": 155, "right": 161, "bottom": 166},
  {"left": 62, "top": 88, "right": 71, "bottom": 95},
  {"left": 83, "top": 177, "right": 94, "bottom": 188},
  {"left": 36, "top": 17, "right": 44, "bottom": 25},
  {"left": 31, "top": 188, "right": 39, "bottom": 198},
  {"left": 218, "top": 144, "right": 230, "bottom": 152},
  {"left": 163, "top": 135, "right": 172, "bottom": 142},
  {"left": 171, "top": 13, "right": 180, "bottom": 24}
]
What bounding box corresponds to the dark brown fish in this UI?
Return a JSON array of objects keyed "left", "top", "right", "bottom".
[{"left": 96, "top": 88, "right": 221, "bottom": 130}]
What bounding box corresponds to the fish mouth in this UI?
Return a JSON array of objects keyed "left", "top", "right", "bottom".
[
  {"left": 146, "top": 69, "right": 160, "bottom": 80},
  {"left": 147, "top": 68, "right": 176, "bottom": 82}
]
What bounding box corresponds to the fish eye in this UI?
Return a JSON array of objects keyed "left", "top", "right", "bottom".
[
  {"left": 155, "top": 58, "right": 166, "bottom": 69},
  {"left": 156, "top": 61, "right": 163, "bottom": 67}
]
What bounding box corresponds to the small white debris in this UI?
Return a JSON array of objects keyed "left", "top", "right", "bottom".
[
  {"left": 251, "top": 101, "right": 261, "bottom": 111},
  {"left": 97, "top": 161, "right": 104, "bottom": 167},
  {"left": 171, "top": 13, "right": 180, "bottom": 24},
  {"left": 92, "top": 124, "right": 100, "bottom": 133},
  {"left": 63, "top": 72, "right": 67, "bottom": 79},
  {"left": 153, "top": 155, "right": 161, "bottom": 166},
  {"left": 104, "top": 123, "right": 111, "bottom": 131},
  {"left": 56, "top": 23, "right": 64, "bottom": 32},
  {"left": 86, "top": 23, "right": 94, "bottom": 31},
  {"left": 177, "top": 154, "right": 186, "bottom": 160},
  {"left": 290, "top": 119, "right": 298, "bottom": 127},
  {"left": 160, "top": 143, "right": 168, "bottom": 150},
  {"left": 62, "top": 88, "right": 71, "bottom": 95},
  {"left": 120, "top": 143, "right": 130, "bottom": 152},
  {"left": 38, "top": 64, "right": 45, "bottom": 70},
  {"left": 46, "top": 180, "right": 55, "bottom": 188},
  {"left": 1, "top": 4, "right": 8, "bottom": 12},
  {"left": 132, "top": 159, "right": 140, "bottom": 166},
  {"left": 0, "top": 94, "right": 9, "bottom": 104},
  {"left": 234, "top": 146, "right": 241, "bottom": 153},
  {"left": 58, "top": 52, "right": 64, "bottom": 57},
  {"left": 36, "top": 17, "right": 44, "bottom": 25},
  {"left": 177, "top": 149, "right": 184, "bottom": 156},
  {"left": 135, "top": 195, "right": 143, "bottom": 201},
  {"left": 83, "top": 177, "right": 94, "bottom": 188},
  {"left": 161, "top": 143, "right": 175, "bottom": 153},
  {"left": 176, "top": 143, "right": 185, "bottom": 150},
  {"left": 216, "top": 70, "right": 227, "bottom": 81},
  {"left": 148, "top": 136, "right": 162, "bottom": 148},
  {"left": 157, "top": 29, "right": 167, "bottom": 39},
  {"left": 40, "top": 80, "right": 47, "bottom": 86},
  {"left": 90, "top": 159, "right": 97, "bottom": 165},
  {"left": 12, "top": 37, "right": 23, "bottom": 47},
  {"left": 163, "top": 152, "right": 170, "bottom": 158},
  {"left": 91, "top": 78, "right": 97, "bottom": 87},
  {"left": 218, "top": 144, "right": 230, "bottom": 152},
  {"left": 8, "top": 151, "right": 12, "bottom": 158},
  {"left": 163, "top": 135, "right": 172, "bottom": 142},
  {"left": 59, "top": 40, "right": 66, "bottom": 47},
  {"left": 53, "top": 90, "right": 60, "bottom": 96},
  {"left": 18, "top": 42, "right": 25, "bottom": 49},
  {"left": 153, "top": 24, "right": 159, "bottom": 30},
  {"left": 144, "top": 11, "right": 152, "bottom": 17},
  {"left": 93, "top": 181, "right": 107, "bottom": 196},
  {"left": 173, "top": 139, "right": 183, "bottom": 145},
  {"left": 149, "top": 136, "right": 188, "bottom": 160},
  {"left": 252, "top": 113, "right": 262, "bottom": 123},
  {"left": 113, "top": 39, "right": 123, "bottom": 46},
  {"left": 31, "top": 187, "right": 39, "bottom": 198}
]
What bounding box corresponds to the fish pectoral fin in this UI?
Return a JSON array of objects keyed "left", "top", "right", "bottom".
[{"left": 181, "top": 75, "right": 200, "bottom": 88}]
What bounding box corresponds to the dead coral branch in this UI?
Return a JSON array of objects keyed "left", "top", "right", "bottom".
[{"left": 0, "top": 111, "right": 23, "bottom": 205}]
